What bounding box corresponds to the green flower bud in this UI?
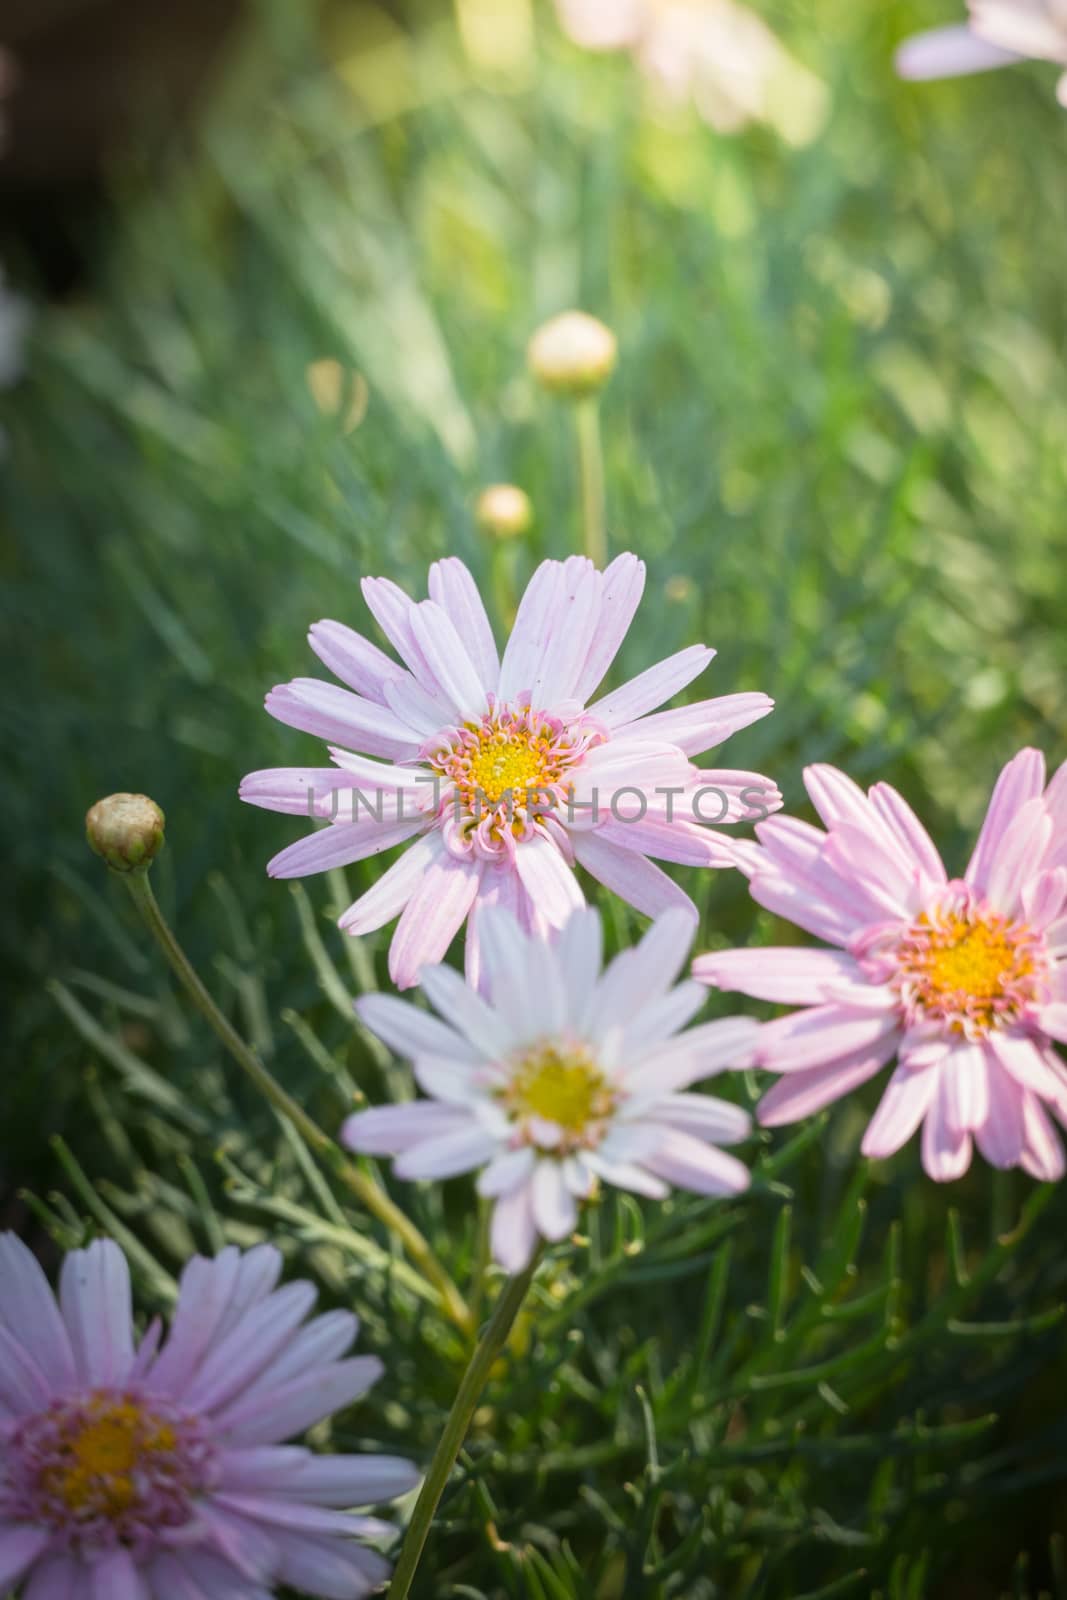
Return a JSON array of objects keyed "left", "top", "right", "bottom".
[
  {"left": 86, "top": 793, "right": 166, "bottom": 874},
  {"left": 475, "top": 483, "right": 533, "bottom": 540},
  {"left": 527, "top": 311, "right": 617, "bottom": 398}
]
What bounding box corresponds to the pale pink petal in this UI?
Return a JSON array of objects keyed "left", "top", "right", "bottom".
[
  {"left": 514, "top": 832, "right": 585, "bottom": 929},
  {"left": 624, "top": 1015, "right": 758, "bottom": 1093},
  {"left": 274, "top": 1529, "right": 389, "bottom": 1597},
  {"left": 267, "top": 815, "right": 426, "bottom": 878},
  {"left": 974, "top": 1056, "right": 1026, "bottom": 1168},
  {"left": 428, "top": 557, "right": 500, "bottom": 691},
  {"left": 939, "top": 1042, "right": 991, "bottom": 1134},
  {"left": 0, "top": 1527, "right": 50, "bottom": 1590},
  {"left": 89, "top": 1550, "right": 147, "bottom": 1600},
  {"left": 239, "top": 767, "right": 371, "bottom": 817},
  {"left": 921, "top": 1071, "right": 974, "bottom": 1182},
  {"left": 184, "top": 1282, "right": 319, "bottom": 1414},
  {"left": 987, "top": 1029, "right": 1067, "bottom": 1108},
  {"left": 417, "top": 961, "right": 514, "bottom": 1057},
  {"left": 497, "top": 561, "right": 566, "bottom": 703},
  {"left": 339, "top": 832, "right": 441, "bottom": 936},
  {"left": 477, "top": 1146, "right": 537, "bottom": 1197},
  {"left": 758, "top": 1005, "right": 900, "bottom": 1074},
  {"left": 820, "top": 825, "right": 919, "bottom": 918},
  {"left": 1020, "top": 1094, "right": 1066, "bottom": 1181},
  {"left": 642, "top": 1092, "right": 751, "bottom": 1145},
  {"left": 1038, "top": 1002, "right": 1067, "bottom": 1044},
  {"left": 895, "top": 22, "right": 1021, "bottom": 77},
  {"left": 409, "top": 600, "right": 489, "bottom": 720},
  {"left": 867, "top": 781, "right": 948, "bottom": 888},
  {"left": 0, "top": 1234, "right": 76, "bottom": 1388},
  {"left": 757, "top": 1046, "right": 892, "bottom": 1126},
  {"left": 265, "top": 680, "right": 420, "bottom": 761},
  {"left": 0, "top": 1324, "right": 63, "bottom": 1414},
  {"left": 553, "top": 905, "right": 604, "bottom": 1026},
  {"left": 642, "top": 1127, "right": 750, "bottom": 1195},
  {"left": 491, "top": 1182, "right": 539, "bottom": 1272},
  {"left": 614, "top": 980, "right": 710, "bottom": 1063},
  {"left": 803, "top": 764, "right": 874, "bottom": 831},
  {"left": 693, "top": 946, "right": 863, "bottom": 1003},
  {"left": 360, "top": 574, "right": 434, "bottom": 685},
  {"left": 573, "top": 830, "right": 698, "bottom": 920},
  {"left": 22, "top": 1553, "right": 82, "bottom": 1600},
  {"left": 861, "top": 1062, "right": 939, "bottom": 1159},
  {"left": 971, "top": 0, "right": 1067, "bottom": 62},
  {"left": 1021, "top": 867, "right": 1067, "bottom": 930},
  {"left": 219, "top": 1449, "right": 418, "bottom": 1505},
  {"left": 617, "top": 692, "right": 774, "bottom": 756},
  {"left": 589, "top": 644, "right": 715, "bottom": 727},
  {"left": 583, "top": 1151, "right": 669, "bottom": 1198},
  {"left": 342, "top": 1102, "right": 471, "bottom": 1155},
  {"left": 571, "top": 553, "right": 646, "bottom": 704},
  {"left": 355, "top": 992, "right": 481, "bottom": 1062},
  {"left": 983, "top": 797, "right": 1052, "bottom": 917},
  {"left": 531, "top": 1161, "right": 579, "bottom": 1241},
  {"left": 591, "top": 909, "right": 693, "bottom": 1035},
  {"left": 395, "top": 1123, "right": 498, "bottom": 1180},
  {"left": 215, "top": 1355, "right": 383, "bottom": 1445},
  {"left": 477, "top": 907, "right": 551, "bottom": 1041},
  {"left": 307, "top": 620, "right": 403, "bottom": 702},
  {"left": 464, "top": 864, "right": 540, "bottom": 996},
  {"left": 382, "top": 674, "right": 456, "bottom": 736},
  {"left": 593, "top": 814, "right": 725, "bottom": 867},
  {"left": 530, "top": 562, "right": 603, "bottom": 707},
  {"left": 388, "top": 844, "right": 479, "bottom": 979},
  {"left": 59, "top": 1239, "right": 135, "bottom": 1387},
  {"left": 965, "top": 747, "right": 1046, "bottom": 893}
]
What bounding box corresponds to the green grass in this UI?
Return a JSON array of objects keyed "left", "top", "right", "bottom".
[{"left": 4, "top": 0, "right": 1067, "bottom": 1594}]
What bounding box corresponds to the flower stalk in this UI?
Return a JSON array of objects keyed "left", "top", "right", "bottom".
[
  {"left": 386, "top": 1252, "right": 542, "bottom": 1599},
  {"left": 575, "top": 394, "right": 607, "bottom": 567},
  {"left": 119, "top": 870, "right": 472, "bottom": 1334}
]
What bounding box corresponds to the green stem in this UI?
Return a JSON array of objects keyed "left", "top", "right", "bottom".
[
  {"left": 387, "top": 1253, "right": 541, "bottom": 1599},
  {"left": 121, "top": 872, "right": 472, "bottom": 1334},
  {"left": 575, "top": 396, "right": 607, "bottom": 568}
]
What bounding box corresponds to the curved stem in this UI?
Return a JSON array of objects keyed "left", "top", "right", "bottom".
[
  {"left": 575, "top": 396, "right": 607, "bottom": 568},
  {"left": 387, "top": 1252, "right": 541, "bottom": 1599},
  {"left": 121, "top": 872, "right": 472, "bottom": 1334}
]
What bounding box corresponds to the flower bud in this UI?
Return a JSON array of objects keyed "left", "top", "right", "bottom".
[
  {"left": 86, "top": 793, "right": 166, "bottom": 873},
  {"left": 527, "top": 311, "right": 617, "bottom": 398},
  {"left": 475, "top": 483, "right": 533, "bottom": 540}
]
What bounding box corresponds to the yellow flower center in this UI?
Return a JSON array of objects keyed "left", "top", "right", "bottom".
[
  {"left": 56, "top": 1401, "right": 175, "bottom": 1510},
  {"left": 466, "top": 731, "right": 555, "bottom": 806},
  {"left": 895, "top": 896, "right": 1046, "bottom": 1035},
  {"left": 505, "top": 1042, "right": 616, "bottom": 1142}
]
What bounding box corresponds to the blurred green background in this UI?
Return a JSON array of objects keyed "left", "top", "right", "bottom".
[{"left": 3, "top": 1, "right": 1067, "bottom": 1595}]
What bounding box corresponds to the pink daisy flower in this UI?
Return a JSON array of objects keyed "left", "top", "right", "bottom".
[
  {"left": 0, "top": 1235, "right": 417, "bottom": 1598},
  {"left": 897, "top": 1, "right": 1067, "bottom": 109},
  {"left": 342, "top": 906, "right": 755, "bottom": 1272},
  {"left": 694, "top": 750, "right": 1067, "bottom": 1182},
  {"left": 240, "top": 554, "right": 779, "bottom": 989}
]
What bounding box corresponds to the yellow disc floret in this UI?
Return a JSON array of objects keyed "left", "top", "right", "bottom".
[
  {"left": 894, "top": 891, "right": 1047, "bottom": 1036},
  {"left": 503, "top": 1041, "right": 616, "bottom": 1150}
]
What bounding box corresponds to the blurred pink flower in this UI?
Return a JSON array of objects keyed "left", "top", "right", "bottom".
[
  {"left": 695, "top": 750, "right": 1067, "bottom": 1182},
  {"left": 554, "top": 0, "right": 827, "bottom": 140},
  {"left": 897, "top": 1, "right": 1067, "bottom": 107},
  {"left": 343, "top": 906, "right": 754, "bottom": 1271},
  {"left": 0, "top": 1235, "right": 416, "bottom": 1598},
  {"left": 241, "top": 554, "right": 779, "bottom": 990}
]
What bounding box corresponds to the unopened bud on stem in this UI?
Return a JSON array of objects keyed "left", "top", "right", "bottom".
[
  {"left": 86, "top": 793, "right": 166, "bottom": 873},
  {"left": 476, "top": 483, "right": 533, "bottom": 540},
  {"left": 527, "top": 311, "right": 617, "bottom": 398}
]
